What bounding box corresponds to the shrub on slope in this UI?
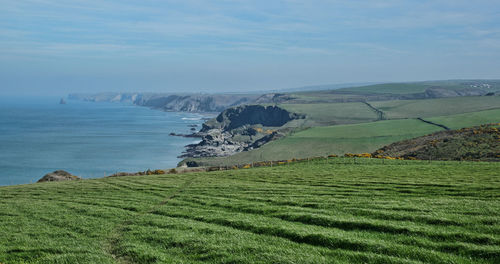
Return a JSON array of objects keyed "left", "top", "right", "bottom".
[{"left": 374, "top": 123, "right": 500, "bottom": 161}]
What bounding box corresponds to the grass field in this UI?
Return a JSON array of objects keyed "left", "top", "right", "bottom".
[
  {"left": 280, "top": 102, "right": 379, "bottom": 126},
  {"left": 1, "top": 158, "right": 499, "bottom": 263},
  {"left": 337, "top": 83, "right": 435, "bottom": 94},
  {"left": 426, "top": 109, "right": 500, "bottom": 129},
  {"left": 185, "top": 119, "right": 443, "bottom": 166},
  {"left": 334, "top": 80, "right": 500, "bottom": 95},
  {"left": 187, "top": 106, "right": 500, "bottom": 167},
  {"left": 370, "top": 96, "right": 500, "bottom": 119}
]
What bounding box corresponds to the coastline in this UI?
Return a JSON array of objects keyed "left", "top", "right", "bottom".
[{"left": 0, "top": 98, "right": 206, "bottom": 186}]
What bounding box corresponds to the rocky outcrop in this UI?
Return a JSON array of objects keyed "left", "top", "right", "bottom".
[
  {"left": 37, "top": 170, "right": 81, "bottom": 183},
  {"left": 180, "top": 105, "right": 305, "bottom": 158},
  {"left": 203, "top": 105, "right": 305, "bottom": 131}
]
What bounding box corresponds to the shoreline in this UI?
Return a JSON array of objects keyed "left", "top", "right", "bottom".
[{"left": 0, "top": 99, "right": 206, "bottom": 186}]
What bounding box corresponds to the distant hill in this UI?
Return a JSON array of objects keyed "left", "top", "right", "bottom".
[
  {"left": 286, "top": 79, "right": 500, "bottom": 104},
  {"left": 336, "top": 79, "right": 500, "bottom": 95},
  {"left": 374, "top": 123, "right": 500, "bottom": 161},
  {"left": 268, "top": 82, "right": 380, "bottom": 93}
]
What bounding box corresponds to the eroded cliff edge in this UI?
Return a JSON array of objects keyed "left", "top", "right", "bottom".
[{"left": 68, "top": 93, "right": 290, "bottom": 113}]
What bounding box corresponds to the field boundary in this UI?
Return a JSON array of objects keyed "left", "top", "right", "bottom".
[
  {"left": 417, "top": 118, "right": 450, "bottom": 130},
  {"left": 363, "top": 101, "right": 386, "bottom": 120}
]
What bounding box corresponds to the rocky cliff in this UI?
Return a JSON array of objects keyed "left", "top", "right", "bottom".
[
  {"left": 202, "top": 105, "right": 304, "bottom": 131},
  {"left": 69, "top": 93, "right": 267, "bottom": 113},
  {"left": 181, "top": 105, "right": 305, "bottom": 158}
]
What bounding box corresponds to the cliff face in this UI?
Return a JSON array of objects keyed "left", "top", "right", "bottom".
[
  {"left": 69, "top": 93, "right": 265, "bottom": 113},
  {"left": 68, "top": 93, "right": 141, "bottom": 103},
  {"left": 202, "top": 105, "right": 304, "bottom": 131},
  {"left": 134, "top": 94, "right": 260, "bottom": 112},
  {"left": 182, "top": 105, "right": 305, "bottom": 158}
]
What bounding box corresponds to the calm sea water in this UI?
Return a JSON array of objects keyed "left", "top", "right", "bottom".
[{"left": 0, "top": 97, "right": 205, "bottom": 186}]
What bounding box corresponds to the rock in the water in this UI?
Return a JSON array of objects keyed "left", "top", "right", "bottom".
[{"left": 37, "top": 170, "right": 81, "bottom": 183}]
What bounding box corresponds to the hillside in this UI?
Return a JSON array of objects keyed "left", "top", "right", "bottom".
[
  {"left": 374, "top": 123, "right": 500, "bottom": 161},
  {"left": 68, "top": 80, "right": 500, "bottom": 166},
  {"left": 182, "top": 109, "right": 500, "bottom": 167},
  {"left": 1, "top": 159, "right": 499, "bottom": 263},
  {"left": 69, "top": 80, "right": 500, "bottom": 112},
  {"left": 287, "top": 80, "right": 500, "bottom": 104}
]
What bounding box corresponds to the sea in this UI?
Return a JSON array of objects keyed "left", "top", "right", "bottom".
[{"left": 0, "top": 96, "right": 206, "bottom": 186}]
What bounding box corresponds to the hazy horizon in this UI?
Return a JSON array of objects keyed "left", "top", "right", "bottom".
[{"left": 1, "top": 1, "right": 500, "bottom": 96}]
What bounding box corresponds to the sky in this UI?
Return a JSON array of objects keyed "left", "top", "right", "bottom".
[{"left": 1, "top": 0, "right": 499, "bottom": 96}]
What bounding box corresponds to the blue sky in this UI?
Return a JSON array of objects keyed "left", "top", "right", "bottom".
[{"left": 1, "top": 0, "right": 499, "bottom": 95}]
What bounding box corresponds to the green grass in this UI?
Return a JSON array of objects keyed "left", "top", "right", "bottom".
[
  {"left": 189, "top": 119, "right": 443, "bottom": 166},
  {"left": 279, "top": 102, "right": 379, "bottom": 126},
  {"left": 427, "top": 109, "right": 500, "bottom": 129},
  {"left": 1, "top": 159, "right": 499, "bottom": 263},
  {"left": 337, "top": 83, "right": 434, "bottom": 94},
  {"left": 334, "top": 80, "right": 500, "bottom": 95},
  {"left": 371, "top": 96, "right": 500, "bottom": 119},
  {"left": 188, "top": 105, "right": 500, "bottom": 167}
]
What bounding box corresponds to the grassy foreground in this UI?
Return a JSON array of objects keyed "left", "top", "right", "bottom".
[{"left": 1, "top": 158, "right": 499, "bottom": 263}]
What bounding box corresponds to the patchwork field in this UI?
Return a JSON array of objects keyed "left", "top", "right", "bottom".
[
  {"left": 1, "top": 159, "right": 499, "bottom": 263},
  {"left": 190, "top": 119, "right": 442, "bottom": 166},
  {"left": 370, "top": 96, "right": 500, "bottom": 119},
  {"left": 335, "top": 81, "right": 500, "bottom": 95},
  {"left": 186, "top": 106, "right": 500, "bottom": 167},
  {"left": 280, "top": 102, "right": 379, "bottom": 126},
  {"left": 426, "top": 109, "right": 500, "bottom": 129},
  {"left": 337, "top": 82, "right": 436, "bottom": 94}
]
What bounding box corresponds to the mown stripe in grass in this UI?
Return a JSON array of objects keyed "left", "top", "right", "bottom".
[
  {"left": 171, "top": 195, "right": 500, "bottom": 250},
  {"left": 104, "top": 174, "right": 199, "bottom": 264},
  {"left": 151, "top": 209, "right": 472, "bottom": 264}
]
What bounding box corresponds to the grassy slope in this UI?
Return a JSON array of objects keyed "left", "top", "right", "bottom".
[
  {"left": 279, "top": 102, "right": 379, "bottom": 126},
  {"left": 286, "top": 80, "right": 500, "bottom": 103},
  {"left": 188, "top": 119, "right": 443, "bottom": 166},
  {"left": 190, "top": 107, "right": 500, "bottom": 167},
  {"left": 185, "top": 84, "right": 500, "bottom": 166},
  {"left": 427, "top": 108, "right": 500, "bottom": 129},
  {"left": 1, "top": 159, "right": 499, "bottom": 264},
  {"left": 374, "top": 124, "right": 500, "bottom": 161},
  {"left": 371, "top": 96, "right": 500, "bottom": 119},
  {"left": 335, "top": 80, "right": 500, "bottom": 95},
  {"left": 337, "top": 83, "right": 434, "bottom": 94}
]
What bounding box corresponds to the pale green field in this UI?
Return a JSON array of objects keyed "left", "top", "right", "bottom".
[
  {"left": 189, "top": 106, "right": 500, "bottom": 167},
  {"left": 280, "top": 102, "right": 379, "bottom": 126},
  {"left": 188, "top": 119, "right": 442, "bottom": 166},
  {"left": 334, "top": 80, "right": 500, "bottom": 95},
  {"left": 427, "top": 109, "right": 500, "bottom": 129},
  {"left": 337, "top": 83, "right": 434, "bottom": 94},
  {"left": 371, "top": 96, "right": 500, "bottom": 119}
]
